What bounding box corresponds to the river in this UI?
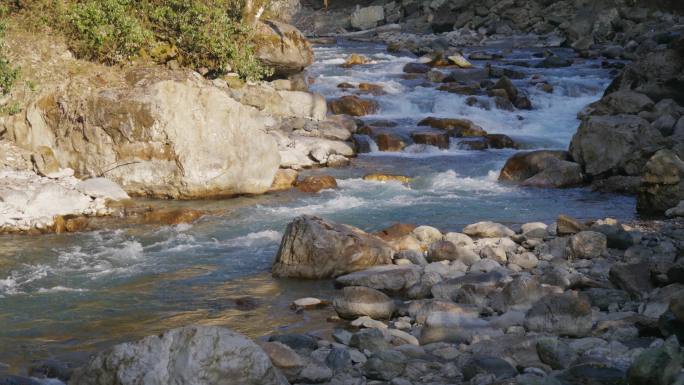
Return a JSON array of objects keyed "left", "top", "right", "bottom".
[{"left": 0, "top": 40, "right": 635, "bottom": 374}]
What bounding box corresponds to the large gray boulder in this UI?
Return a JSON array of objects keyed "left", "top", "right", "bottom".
[
  {"left": 254, "top": 20, "right": 314, "bottom": 77},
  {"left": 272, "top": 216, "right": 394, "bottom": 279},
  {"left": 569, "top": 114, "right": 664, "bottom": 178},
  {"left": 70, "top": 326, "right": 288, "bottom": 385},
  {"left": 6, "top": 69, "right": 281, "bottom": 199},
  {"left": 499, "top": 150, "right": 583, "bottom": 188}
]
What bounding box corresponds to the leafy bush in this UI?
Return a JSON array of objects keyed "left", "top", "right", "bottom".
[
  {"left": 0, "top": 21, "right": 20, "bottom": 96},
  {"left": 50, "top": 0, "right": 271, "bottom": 80},
  {"left": 146, "top": 0, "right": 271, "bottom": 80},
  {"left": 67, "top": 0, "right": 152, "bottom": 64}
]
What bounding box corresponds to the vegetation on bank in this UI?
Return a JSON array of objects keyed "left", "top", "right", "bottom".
[
  {"left": 0, "top": 6, "right": 21, "bottom": 114},
  {"left": 5, "top": 0, "right": 273, "bottom": 80}
]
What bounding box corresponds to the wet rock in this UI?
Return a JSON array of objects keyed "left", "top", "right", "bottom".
[
  {"left": 375, "top": 133, "right": 406, "bottom": 152},
  {"left": 70, "top": 326, "right": 287, "bottom": 385},
  {"left": 254, "top": 20, "right": 313, "bottom": 77},
  {"left": 486, "top": 134, "right": 518, "bottom": 149},
  {"left": 569, "top": 115, "right": 664, "bottom": 178},
  {"left": 463, "top": 221, "right": 515, "bottom": 238},
  {"left": 609, "top": 261, "right": 654, "bottom": 299},
  {"left": 637, "top": 149, "right": 684, "bottom": 215},
  {"left": 291, "top": 297, "right": 327, "bottom": 309},
  {"left": 417, "top": 117, "right": 487, "bottom": 137},
  {"left": 333, "top": 286, "right": 396, "bottom": 319},
  {"left": 272, "top": 215, "right": 394, "bottom": 279},
  {"left": 566, "top": 231, "right": 607, "bottom": 259},
  {"left": 628, "top": 336, "right": 682, "bottom": 385},
  {"left": 296, "top": 175, "right": 338, "bottom": 193},
  {"left": 448, "top": 53, "right": 473, "bottom": 68},
  {"left": 524, "top": 292, "right": 593, "bottom": 337},
  {"left": 492, "top": 76, "right": 518, "bottom": 101},
  {"left": 403, "top": 63, "right": 431, "bottom": 74},
  {"left": 538, "top": 55, "right": 572, "bottom": 68},
  {"left": 358, "top": 83, "right": 385, "bottom": 96},
  {"left": 341, "top": 54, "right": 371, "bottom": 68},
  {"left": 351, "top": 5, "right": 384, "bottom": 30},
  {"left": 410, "top": 132, "right": 450, "bottom": 149},
  {"left": 363, "top": 174, "right": 411, "bottom": 184},
  {"left": 499, "top": 150, "right": 582, "bottom": 188},
  {"left": 427, "top": 240, "right": 480, "bottom": 265},
  {"left": 335, "top": 265, "right": 422, "bottom": 294},
  {"left": 328, "top": 96, "right": 379, "bottom": 116},
  {"left": 463, "top": 356, "right": 518, "bottom": 381}
]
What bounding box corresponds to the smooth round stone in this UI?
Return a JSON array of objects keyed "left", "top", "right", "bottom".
[{"left": 293, "top": 297, "right": 324, "bottom": 308}]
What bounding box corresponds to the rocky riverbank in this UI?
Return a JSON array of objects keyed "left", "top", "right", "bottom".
[{"left": 13, "top": 214, "right": 682, "bottom": 385}]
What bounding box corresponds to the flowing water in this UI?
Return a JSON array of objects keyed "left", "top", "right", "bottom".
[{"left": 0, "top": 40, "right": 635, "bottom": 373}]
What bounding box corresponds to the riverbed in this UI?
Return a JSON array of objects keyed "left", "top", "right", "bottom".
[{"left": 0, "top": 40, "right": 635, "bottom": 373}]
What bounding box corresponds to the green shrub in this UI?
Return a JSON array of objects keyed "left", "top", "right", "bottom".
[
  {"left": 54, "top": 0, "right": 272, "bottom": 80},
  {"left": 146, "top": 0, "right": 271, "bottom": 80},
  {"left": 67, "top": 0, "right": 152, "bottom": 64},
  {"left": 0, "top": 22, "right": 20, "bottom": 96}
]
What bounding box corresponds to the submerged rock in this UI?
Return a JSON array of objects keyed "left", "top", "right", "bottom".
[
  {"left": 70, "top": 326, "right": 287, "bottom": 385},
  {"left": 499, "top": 150, "right": 584, "bottom": 188},
  {"left": 272, "top": 215, "right": 394, "bottom": 279},
  {"left": 328, "top": 95, "right": 379, "bottom": 116}
]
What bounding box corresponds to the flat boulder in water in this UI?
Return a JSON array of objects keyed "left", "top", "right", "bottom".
[
  {"left": 499, "top": 150, "right": 583, "bottom": 188},
  {"left": 69, "top": 326, "right": 287, "bottom": 385},
  {"left": 272, "top": 215, "right": 394, "bottom": 279},
  {"left": 333, "top": 286, "right": 396, "bottom": 319}
]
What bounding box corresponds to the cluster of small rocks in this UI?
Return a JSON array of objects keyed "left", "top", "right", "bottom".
[
  {"left": 268, "top": 214, "right": 684, "bottom": 384},
  {"left": 0, "top": 141, "right": 130, "bottom": 234}
]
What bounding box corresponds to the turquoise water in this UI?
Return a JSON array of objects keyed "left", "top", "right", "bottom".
[{"left": 0, "top": 41, "right": 635, "bottom": 374}]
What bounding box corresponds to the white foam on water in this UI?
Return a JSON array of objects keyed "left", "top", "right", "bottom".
[
  {"left": 261, "top": 194, "right": 368, "bottom": 216},
  {"left": 222, "top": 230, "right": 283, "bottom": 248},
  {"left": 37, "top": 286, "right": 89, "bottom": 294},
  {"left": 425, "top": 170, "right": 513, "bottom": 194}
]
